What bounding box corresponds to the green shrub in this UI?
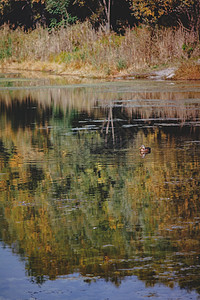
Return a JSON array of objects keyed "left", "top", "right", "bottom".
[
  {"left": 46, "top": 0, "right": 76, "bottom": 28},
  {"left": 182, "top": 43, "right": 195, "bottom": 58},
  {"left": 0, "top": 36, "right": 12, "bottom": 60},
  {"left": 54, "top": 51, "right": 72, "bottom": 63},
  {"left": 117, "top": 59, "right": 127, "bottom": 71}
]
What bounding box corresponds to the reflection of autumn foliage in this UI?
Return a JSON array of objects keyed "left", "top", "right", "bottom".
[
  {"left": 1, "top": 85, "right": 200, "bottom": 122},
  {"left": 0, "top": 92, "right": 200, "bottom": 291}
]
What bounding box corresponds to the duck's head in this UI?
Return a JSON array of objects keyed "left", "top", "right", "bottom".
[
  {"left": 139, "top": 145, "right": 151, "bottom": 155},
  {"left": 139, "top": 145, "right": 146, "bottom": 151}
]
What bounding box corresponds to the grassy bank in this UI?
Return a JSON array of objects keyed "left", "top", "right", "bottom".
[{"left": 0, "top": 22, "right": 200, "bottom": 78}]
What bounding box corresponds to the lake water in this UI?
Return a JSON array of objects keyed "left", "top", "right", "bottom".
[{"left": 0, "top": 73, "right": 200, "bottom": 299}]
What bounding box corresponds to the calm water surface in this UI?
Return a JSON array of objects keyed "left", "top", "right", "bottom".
[{"left": 0, "top": 73, "right": 200, "bottom": 299}]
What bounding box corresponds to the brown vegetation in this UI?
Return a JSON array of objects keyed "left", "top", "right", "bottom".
[
  {"left": 0, "top": 22, "right": 200, "bottom": 78},
  {"left": 174, "top": 61, "right": 200, "bottom": 80}
]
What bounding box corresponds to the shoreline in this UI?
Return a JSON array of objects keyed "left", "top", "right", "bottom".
[
  {"left": 0, "top": 61, "right": 177, "bottom": 81},
  {"left": 1, "top": 60, "right": 200, "bottom": 81}
]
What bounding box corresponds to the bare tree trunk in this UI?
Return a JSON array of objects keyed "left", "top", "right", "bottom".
[{"left": 102, "top": 0, "right": 111, "bottom": 32}]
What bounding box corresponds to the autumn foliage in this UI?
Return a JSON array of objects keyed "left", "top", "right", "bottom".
[{"left": 0, "top": 0, "right": 200, "bottom": 31}]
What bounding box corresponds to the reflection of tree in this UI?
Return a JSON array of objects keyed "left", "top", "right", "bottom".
[
  {"left": 0, "top": 90, "right": 200, "bottom": 293},
  {"left": 1, "top": 82, "right": 200, "bottom": 123},
  {"left": 0, "top": 97, "right": 52, "bottom": 130},
  {"left": 0, "top": 138, "right": 11, "bottom": 166},
  {"left": 102, "top": 105, "right": 115, "bottom": 144}
]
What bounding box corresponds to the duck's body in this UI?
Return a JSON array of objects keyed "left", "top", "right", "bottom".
[{"left": 139, "top": 145, "right": 151, "bottom": 154}]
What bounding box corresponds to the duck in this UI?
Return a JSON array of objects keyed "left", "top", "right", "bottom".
[{"left": 139, "top": 145, "right": 151, "bottom": 155}]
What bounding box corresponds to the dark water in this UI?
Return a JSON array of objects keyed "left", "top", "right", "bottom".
[{"left": 1, "top": 74, "right": 200, "bottom": 299}]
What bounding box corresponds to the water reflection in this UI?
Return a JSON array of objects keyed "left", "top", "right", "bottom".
[{"left": 0, "top": 79, "right": 200, "bottom": 297}]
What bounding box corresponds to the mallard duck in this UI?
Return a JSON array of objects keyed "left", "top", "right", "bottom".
[{"left": 139, "top": 145, "right": 151, "bottom": 154}]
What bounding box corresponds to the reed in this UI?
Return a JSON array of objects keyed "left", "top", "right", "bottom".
[{"left": 0, "top": 22, "right": 199, "bottom": 76}]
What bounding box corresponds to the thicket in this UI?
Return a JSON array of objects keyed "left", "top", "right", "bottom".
[
  {"left": 1, "top": 22, "right": 199, "bottom": 76},
  {"left": 0, "top": 1, "right": 200, "bottom": 76}
]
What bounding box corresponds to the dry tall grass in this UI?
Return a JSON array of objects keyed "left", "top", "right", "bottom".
[{"left": 0, "top": 22, "right": 200, "bottom": 76}]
